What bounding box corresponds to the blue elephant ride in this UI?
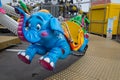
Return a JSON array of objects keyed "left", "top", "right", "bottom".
[{"left": 15, "top": 7, "right": 89, "bottom": 71}]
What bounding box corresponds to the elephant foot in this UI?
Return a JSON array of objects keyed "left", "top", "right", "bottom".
[
  {"left": 39, "top": 57, "right": 54, "bottom": 71},
  {"left": 18, "top": 51, "right": 31, "bottom": 64}
]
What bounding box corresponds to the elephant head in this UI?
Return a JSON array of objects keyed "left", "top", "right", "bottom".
[{"left": 15, "top": 7, "right": 64, "bottom": 43}]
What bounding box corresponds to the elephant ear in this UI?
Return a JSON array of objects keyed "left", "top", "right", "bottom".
[
  {"left": 14, "top": 7, "right": 26, "bottom": 17},
  {"left": 50, "top": 18, "right": 64, "bottom": 34}
]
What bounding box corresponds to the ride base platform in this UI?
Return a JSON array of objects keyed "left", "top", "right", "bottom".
[
  {"left": 0, "top": 34, "right": 120, "bottom": 80},
  {"left": 45, "top": 34, "right": 120, "bottom": 80}
]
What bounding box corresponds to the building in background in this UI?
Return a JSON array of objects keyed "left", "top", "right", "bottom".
[
  {"left": 77, "top": 0, "right": 120, "bottom": 13},
  {"left": 1, "top": 0, "right": 92, "bottom": 13},
  {"left": 1, "top": 0, "right": 45, "bottom": 6},
  {"left": 92, "top": 0, "right": 120, "bottom": 5},
  {"left": 77, "top": 0, "right": 91, "bottom": 12},
  {"left": 1, "top": 0, "right": 11, "bottom": 4}
]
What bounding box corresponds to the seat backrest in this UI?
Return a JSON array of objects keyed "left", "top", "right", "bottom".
[{"left": 62, "top": 21, "right": 84, "bottom": 51}]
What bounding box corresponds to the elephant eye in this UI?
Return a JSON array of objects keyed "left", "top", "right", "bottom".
[
  {"left": 25, "top": 26, "right": 29, "bottom": 31},
  {"left": 25, "top": 23, "right": 30, "bottom": 31},
  {"left": 36, "top": 24, "right": 41, "bottom": 30},
  {"left": 29, "top": 23, "right": 31, "bottom": 27}
]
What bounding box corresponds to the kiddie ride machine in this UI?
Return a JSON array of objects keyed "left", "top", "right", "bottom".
[{"left": 15, "top": 6, "right": 89, "bottom": 71}]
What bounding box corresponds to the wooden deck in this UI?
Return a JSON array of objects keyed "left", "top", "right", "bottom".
[{"left": 0, "top": 36, "right": 21, "bottom": 50}]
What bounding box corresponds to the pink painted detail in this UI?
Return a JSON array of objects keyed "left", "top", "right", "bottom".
[
  {"left": 81, "top": 18, "right": 84, "bottom": 27},
  {"left": 18, "top": 26, "right": 22, "bottom": 30},
  {"left": 18, "top": 29, "right": 23, "bottom": 35},
  {"left": 84, "top": 34, "right": 89, "bottom": 38},
  {"left": 18, "top": 20, "right": 23, "bottom": 24},
  {"left": 41, "top": 31, "right": 48, "bottom": 37},
  {"left": 18, "top": 54, "right": 31, "bottom": 64},
  {"left": 39, "top": 59, "right": 54, "bottom": 71},
  {"left": 20, "top": 18, "right": 24, "bottom": 21},
  {"left": 20, "top": 14, "right": 24, "bottom": 18},
  {"left": 19, "top": 36, "right": 26, "bottom": 41},
  {"left": 17, "top": 16, "right": 27, "bottom": 41},
  {"left": 0, "top": 8, "right": 6, "bottom": 14}
]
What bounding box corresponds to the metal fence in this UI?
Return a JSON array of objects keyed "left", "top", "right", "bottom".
[
  {"left": 40, "top": 4, "right": 60, "bottom": 17},
  {"left": 39, "top": 3, "right": 82, "bottom": 18},
  {"left": 40, "top": 4, "right": 72, "bottom": 18}
]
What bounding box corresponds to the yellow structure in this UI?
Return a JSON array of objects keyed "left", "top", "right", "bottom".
[{"left": 89, "top": 3, "right": 120, "bottom": 35}]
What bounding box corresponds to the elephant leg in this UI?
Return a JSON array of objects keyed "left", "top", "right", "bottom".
[
  {"left": 39, "top": 47, "right": 63, "bottom": 71},
  {"left": 78, "top": 38, "right": 89, "bottom": 55},
  {"left": 18, "top": 44, "right": 42, "bottom": 64}
]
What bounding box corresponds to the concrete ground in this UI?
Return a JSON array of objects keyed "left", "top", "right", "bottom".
[
  {"left": 0, "top": 34, "right": 120, "bottom": 80},
  {"left": 0, "top": 41, "right": 81, "bottom": 80}
]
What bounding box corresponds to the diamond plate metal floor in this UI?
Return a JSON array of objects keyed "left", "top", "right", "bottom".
[{"left": 45, "top": 34, "right": 120, "bottom": 80}]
